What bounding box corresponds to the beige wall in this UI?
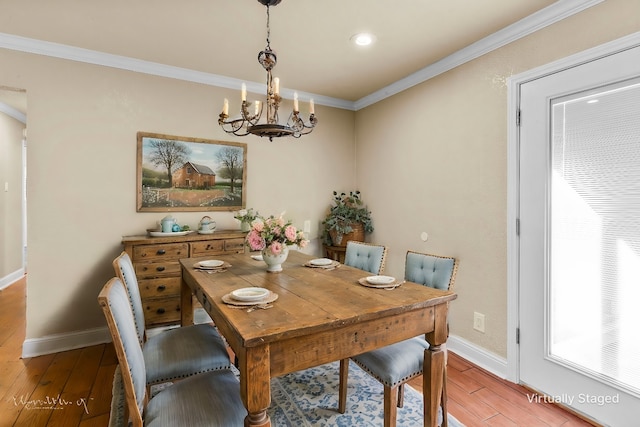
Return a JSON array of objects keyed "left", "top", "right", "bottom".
[
  {"left": 0, "top": 111, "right": 24, "bottom": 279},
  {"left": 0, "top": 50, "right": 355, "bottom": 339},
  {"left": 0, "top": 0, "right": 638, "bottom": 359},
  {"left": 355, "top": 0, "right": 640, "bottom": 357}
]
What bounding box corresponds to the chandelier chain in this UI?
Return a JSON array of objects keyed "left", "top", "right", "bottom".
[{"left": 265, "top": 6, "right": 271, "bottom": 50}]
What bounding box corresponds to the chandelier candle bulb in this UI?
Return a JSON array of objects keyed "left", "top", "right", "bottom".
[
  {"left": 223, "top": 98, "right": 229, "bottom": 115},
  {"left": 274, "top": 77, "right": 280, "bottom": 95},
  {"left": 310, "top": 99, "right": 315, "bottom": 115},
  {"left": 241, "top": 83, "right": 247, "bottom": 102},
  {"left": 254, "top": 101, "right": 260, "bottom": 116},
  {"left": 293, "top": 92, "right": 299, "bottom": 112}
]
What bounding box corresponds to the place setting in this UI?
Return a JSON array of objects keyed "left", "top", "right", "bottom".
[
  {"left": 303, "top": 257, "right": 341, "bottom": 271},
  {"left": 357, "top": 275, "right": 405, "bottom": 290},
  {"left": 193, "top": 259, "right": 232, "bottom": 274},
  {"left": 222, "top": 287, "right": 279, "bottom": 312}
]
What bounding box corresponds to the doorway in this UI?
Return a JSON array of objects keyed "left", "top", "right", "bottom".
[
  {"left": 509, "top": 38, "right": 640, "bottom": 425},
  {"left": 0, "top": 87, "right": 27, "bottom": 287}
]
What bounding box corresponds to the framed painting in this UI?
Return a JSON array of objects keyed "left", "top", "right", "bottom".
[{"left": 136, "top": 132, "right": 247, "bottom": 212}]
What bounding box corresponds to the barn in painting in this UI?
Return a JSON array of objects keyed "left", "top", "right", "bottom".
[{"left": 172, "top": 162, "right": 216, "bottom": 188}]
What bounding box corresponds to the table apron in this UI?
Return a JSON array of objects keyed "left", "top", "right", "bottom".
[{"left": 268, "top": 307, "right": 436, "bottom": 377}]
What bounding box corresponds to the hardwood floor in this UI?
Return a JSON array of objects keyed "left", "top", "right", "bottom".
[{"left": 1, "top": 276, "right": 596, "bottom": 426}]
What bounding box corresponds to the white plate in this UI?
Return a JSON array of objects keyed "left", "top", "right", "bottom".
[
  {"left": 149, "top": 230, "right": 192, "bottom": 237},
  {"left": 366, "top": 275, "right": 396, "bottom": 285},
  {"left": 198, "top": 260, "right": 224, "bottom": 268},
  {"left": 231, "top": 287, "right": 270, "bottom": 302},
  {"left": 309, "top": 258, "right": 333, "bottom": 266}
]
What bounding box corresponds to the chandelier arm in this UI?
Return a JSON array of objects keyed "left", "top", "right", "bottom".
[{"left": 219, "top": 120, "right": 252, "bottom": 137}]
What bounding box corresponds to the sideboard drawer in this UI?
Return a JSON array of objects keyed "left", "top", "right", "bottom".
[
  {"left": 191, "top": 240, "right": 225, "bottom": 256},
  {"left": 134, "top": 261, "right": 182, "bottom": 279},
  {"left": 224, "top": 238, "right": 246, "bottom": 252},
  {"left": 143, "top": 298, "right": 181, "bottom": 326},
  {"left": 138, "top": 277, "right": 181, "bottom": 299},
  {"left": 133, "top": 243, "right": 189, "bottom": 261}
]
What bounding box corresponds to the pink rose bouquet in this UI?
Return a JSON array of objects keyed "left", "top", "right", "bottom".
[{"left": 245, "top": 214, "right": 308, "bottom": 254}]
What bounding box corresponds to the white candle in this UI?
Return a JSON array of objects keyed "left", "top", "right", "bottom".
[
  {"left": 310, "top": 98, "right": 315, "bottom": 115},
  {"left": 274, "top": 77, "right": 280, "bottom": 95},
  {"left": 223, "top": 98, "right": 229, "bottom": 115},
  {"left": 241, "top": 83, "right": 247, "bottom": 102},
  {"left": 254, "top": 100, "right": 260, "bottom": 116},
  {"left": 293, "top": 92, "right": 299, "bottom": 112}
]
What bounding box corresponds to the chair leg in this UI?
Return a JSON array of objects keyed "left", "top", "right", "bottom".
[
  {"left": 397, "top": 383, "right": 404, "bottom": 408},
  {"left": 383, "top": 385, "right": 398, "bottom": 427},
  {"left": 338, "top": 359, "right": 349, "bottom": 414}
]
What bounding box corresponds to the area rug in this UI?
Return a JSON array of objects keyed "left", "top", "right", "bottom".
[
  {"left": 110, "top": 361, "right": 464, "bottom": 426},
  {"left": 268, "top": 360, "right": 465, "bottom": 427}
]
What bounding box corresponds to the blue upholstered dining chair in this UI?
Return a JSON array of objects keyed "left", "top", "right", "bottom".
[
  {"left": 113, "top": 252, "right": 231, "bottom": 386},
  {"left": 99, "top": 277, "right": 246, "bottom": 427},
  {"left": 339, "top": 250, "right": 459, "bottom": 427},
  {"left": 343, "top": 241, "right": 388, "bottom": 275}
]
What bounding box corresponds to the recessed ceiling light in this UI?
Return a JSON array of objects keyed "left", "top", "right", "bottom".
[
  {"left": 587, "top": 99, "right": 599, "bottom": 104},
  {"left": 351, "top": 33, "right": 376, "bottom": 47}
]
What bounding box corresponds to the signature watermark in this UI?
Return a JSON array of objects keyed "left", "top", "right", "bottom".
[
  {"left": 10, "top": 394, "right": 93, "bottom": 413},
  {"left": 527, "top": 393, "right": 620, "bottom": 407}
]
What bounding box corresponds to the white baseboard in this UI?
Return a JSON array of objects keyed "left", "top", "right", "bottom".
[
  {"left": 21, "top": 326, "right": 111, "bottom": 358},
  {"left": 0, "top": 269, "right": 25, "bottom": 290},
  {"left": 447, "top": 334, "right": 509, "bottom": 380},
  {"left": 20, "top": 321, "right": 510, "bottom": 383}
]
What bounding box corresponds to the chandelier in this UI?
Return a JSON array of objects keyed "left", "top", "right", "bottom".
[{"left": 218, "top": 0, "right": 317, "bottom": 141}]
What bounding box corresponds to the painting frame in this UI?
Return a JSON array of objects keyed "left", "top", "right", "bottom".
[{"left": 136, "top": 132, "right": 247, "bottom": 212}]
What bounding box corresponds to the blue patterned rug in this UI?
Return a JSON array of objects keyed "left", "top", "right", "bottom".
[
  {"left": 268, "top": 360, "right": 465, "bottom": 427},
  {"left": 111, "top": 361, "right": 464, "bottom": 426}
]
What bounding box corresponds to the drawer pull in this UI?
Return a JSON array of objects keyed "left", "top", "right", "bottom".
[
  {"left": 157, "top": 285, "right": 166, "bottom": 291},
  {"left": 156, "top": 249, "right": 166, "bottom": 255},
  {"left": 156, "top": 308, "right": 165, "bottom": 314},
  {"left": 156, "top": 266, "right": 165, "bottom": 272}
]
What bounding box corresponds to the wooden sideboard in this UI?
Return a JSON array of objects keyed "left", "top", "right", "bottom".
[{"left": 121, "top": 230, "right": 246, "bottom": 328}]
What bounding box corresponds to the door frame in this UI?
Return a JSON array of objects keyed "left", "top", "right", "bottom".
[{"left": 506, "top": 31, "right": 640, "bottom": 384}]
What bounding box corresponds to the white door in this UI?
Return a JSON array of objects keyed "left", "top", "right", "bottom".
[{"left": 519, "top": 45, "right": 640, "bottom": 426}]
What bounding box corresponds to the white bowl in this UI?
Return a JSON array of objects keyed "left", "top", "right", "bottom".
[
  {"left": 310, "top": 258, "right": 333, "bottom": 266},
  {"left": 198, "top": 260, "right": 224, "bottom": 268},
  {"left": 231, "top": 287, "right": 270, "bottom": 302},
  {"left": 366, "top": 275, "right": 395, "bottom": 285}
]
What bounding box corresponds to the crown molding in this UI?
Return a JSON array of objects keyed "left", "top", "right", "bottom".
[
  {"left": 0, "top": 32, "right": 355, "bottom": 112},
  {"left": 0, "top": 0, "right": 602, "bottom": 113},
  {"left": 354, "top": 0, "right": 604, "bottom": 110},
  {"left": 0, "top": 101, "right": 26, "bottom": 123}
]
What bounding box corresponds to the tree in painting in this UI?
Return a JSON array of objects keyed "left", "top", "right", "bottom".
[
  {"left": 216, "top": 146, "right": 244, "bottom": 193},
  {"left": 147, "top": 139, "right": 191, "bottom": 187}
]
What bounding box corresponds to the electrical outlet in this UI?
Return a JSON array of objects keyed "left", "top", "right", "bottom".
[{"left": 473, "top": 312, "right": 485, "bottom": 333}]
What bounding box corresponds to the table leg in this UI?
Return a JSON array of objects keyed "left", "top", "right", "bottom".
[
  {"left": 180, "top": 278, "right": 194, "bottom": 326},
  {"left": 424, "top": 345, "right": 445, "bottom": 427},
  {"left": 240, "top": 347, "right": 272, "bottom": 427}
]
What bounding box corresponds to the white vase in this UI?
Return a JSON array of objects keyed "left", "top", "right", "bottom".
[
  {"left": 240, "top": 221, "right": 251, "bottom": 232},
  {"left": 261, "top": 246, "right": 289, "bottom": 273}
]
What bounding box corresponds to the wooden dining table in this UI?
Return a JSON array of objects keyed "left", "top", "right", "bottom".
[{"left": 180, "top": 250, "right": 457, "bottom": 427}]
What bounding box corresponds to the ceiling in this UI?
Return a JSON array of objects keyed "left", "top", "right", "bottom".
[{"left": 1, "top": 0, "right": 576, "bottom": 115}]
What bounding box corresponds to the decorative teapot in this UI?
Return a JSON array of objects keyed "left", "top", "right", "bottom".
[
  {"left": 198, "top": 216, "right": 216, "bottom": 233},
  {"left": 161, "top": 215, "right": 176, "bottom": 233}
]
